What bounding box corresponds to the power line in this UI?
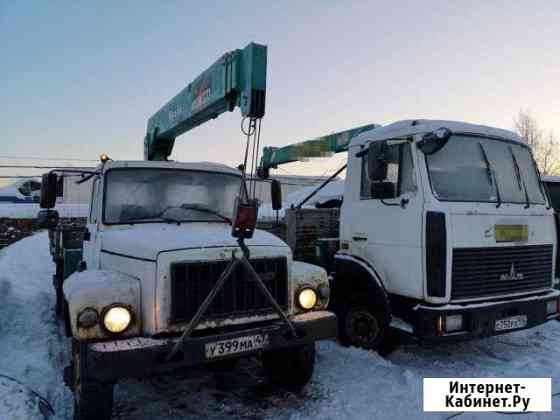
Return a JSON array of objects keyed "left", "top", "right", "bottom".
[
  {"left": 0, "top": 165, "right": 94, "bottom": 170},
  {"left": 0, "top": 174, "right": 84, "bottom": 179},
  {"left": 0, "top": 176, "right": 42, "bottom": 179},
  {"left": 0, "top": 155, "right": 98, "bottom": 162}
]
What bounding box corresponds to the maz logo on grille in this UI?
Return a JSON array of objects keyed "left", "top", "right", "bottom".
[{"left": 500, "top": 263, "right": 525, "bottom": 281}]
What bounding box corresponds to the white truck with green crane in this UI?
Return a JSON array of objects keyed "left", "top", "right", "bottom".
[
  {"left": 38, "top": 43, "right": 336, "bottom": 420},
  {"left": 259, "top": 119, "right": 560, "bottom": 351}
]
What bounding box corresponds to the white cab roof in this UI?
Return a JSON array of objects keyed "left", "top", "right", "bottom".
[
  {"left": 100, "top": 160, "right": 241, "bottom": 176},
  {"left": 350, "top": 119, "right": 525, "bottom": 148}
]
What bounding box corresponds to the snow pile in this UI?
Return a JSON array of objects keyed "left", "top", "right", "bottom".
[
  {"left": 259, "top": 180, "right": 345, "bottom": 220},
  {"left": 0, "top": 232, "right": 71, "bottom": 420},
  {"left": 0, "top": 203, "right": 88, "bottom": 219},
  {"left": 0, "top": 376, "right": 53, "bottom": 420}
]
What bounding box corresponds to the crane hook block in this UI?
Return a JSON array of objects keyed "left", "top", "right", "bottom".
[{"left": 144, "top": 42, "right": 267, "bottom": 160}]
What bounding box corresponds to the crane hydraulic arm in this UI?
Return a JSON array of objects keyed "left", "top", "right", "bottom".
[
  {"left": 257, "top": 123, "right": 379, "bottom": 177},
  {"left": 144, "top": 42, "right": 267, "bottom": 160}
]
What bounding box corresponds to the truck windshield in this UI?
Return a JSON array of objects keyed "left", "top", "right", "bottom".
[
  {"left": 425, "top": 135, "right": 545, "bottom": 204},
  {"left": 103, "top": 169, "right": 242, "bottom": 225}
]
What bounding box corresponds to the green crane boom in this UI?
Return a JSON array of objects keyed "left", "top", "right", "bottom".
[
  {"left": 145, "top": 42, "right": 267, "bottom": 161},
  {"left": 258, "top": 123, "right": 379, "bottom": 177}
]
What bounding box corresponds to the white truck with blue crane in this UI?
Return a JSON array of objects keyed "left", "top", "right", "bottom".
[
  {"left": 259, "top": 119, "right": 560, "bottom": 351},
  {"left": 38, "top": 43, "right": 336, "bottom": 420}
]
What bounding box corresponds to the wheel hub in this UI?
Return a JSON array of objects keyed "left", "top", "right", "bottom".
[{"left": 346, "top": 308, "right": 380, "bottom": 348}]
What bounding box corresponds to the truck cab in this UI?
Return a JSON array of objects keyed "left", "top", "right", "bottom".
[
  {"left": 331, "top": 119, "right": 560, "bottom": 348},
  {"left": 42, "top": 159, "right": 336, "bottom": 420}
]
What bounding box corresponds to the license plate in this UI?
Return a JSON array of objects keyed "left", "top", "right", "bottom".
[
  {"left": 495, "top": 224, "right": 528, "bottom": 243},
  {"left": 205, "top": 334, "right": 269, "bottom": 359},
  {"left": 495, "top": 315, "right": 528, "bottom": 331}
]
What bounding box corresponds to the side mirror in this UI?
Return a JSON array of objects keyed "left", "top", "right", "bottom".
[
  {"left": 36, "top": 209, "right": 59, "bottom": 229},
  {"left": 367, "top": 141, "right": 388, "bottom": 182},
  {"left": 40, "top": 172, "right": 58, "bottom": 209},
  {"left": 271, "top": 179, "right": 282, "bottom": 210},
  {"left": 417, "top": 127, "right": 452, "bottom": 155}
]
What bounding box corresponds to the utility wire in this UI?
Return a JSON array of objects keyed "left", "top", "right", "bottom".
[
  {"left": 0, "top": 176, "right": 43, "bottom": 179},
  {"left": 0, "top": 165, "right": 92, "bottom": 170},
  {"left": 0, "top": 155, "right": 97, "bottom": 162}
]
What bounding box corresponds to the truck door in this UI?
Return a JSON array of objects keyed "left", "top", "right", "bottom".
[
  {"left": 83, "top": 177, "right": 100, "bottom": 269},
  {"left": 348, "top": 140, "right": 424, "bottom": 298}
]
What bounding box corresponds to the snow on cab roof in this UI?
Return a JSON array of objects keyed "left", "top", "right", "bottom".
[
  {"left": 350, "top": 119, "right": 525, "bottom": 148},
  {"left": 100, "top": 160, "right": 241, "bottom": 176}
]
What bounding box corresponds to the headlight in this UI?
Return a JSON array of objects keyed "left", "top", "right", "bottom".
[
  {"left": 77, "top": 308, "right": 99, "bottom": 328},
  {"left": 103, "top": 306, "right": 132, "bottom": 334},
  {"left": 297, "top": 288, "right": 318, "bottom": 310}
]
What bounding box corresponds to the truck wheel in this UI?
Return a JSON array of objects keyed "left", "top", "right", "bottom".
[
  {"left": 262, "top": 343, "right": 315, "bottom": 388},
  {"left": 55, "top": 285, "right": 63, "bottom": 318},
  {"left": 64, "top": 300, "right": 72, "bottom": 337},
  {"left": 339, "top": 300, "right": 387, "bottom": 351},
  {"left": 72, "top": 343, "right": 113, "bottom": 420}
]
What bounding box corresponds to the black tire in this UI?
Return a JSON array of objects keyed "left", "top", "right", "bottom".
[
  {"left": 338, "top": 298, "right": 389, "bottom": 351},
  {"left": 262, "top": 343, "right": 315, "bottom": 388},
  {"left": 72, "top": 342, "right": 113, "bottom": 420},
  {"left": 64, "top": 300, "right": 72, "bottom": 337},
  {"left": 54, "top": 263, "right": 64, "bottom": 318},
  {"left": 55, "top": 285, "right": 63, "bottom": 318}
]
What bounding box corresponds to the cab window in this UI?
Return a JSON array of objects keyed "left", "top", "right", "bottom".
[{"left": 361, "top": 142, "right": 416, "bottom": 199}]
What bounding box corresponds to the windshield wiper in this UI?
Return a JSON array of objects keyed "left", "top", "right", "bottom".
[
  {"left": 153, "top": 204, "right": 231, "bottom": 224},
  {"left": 509, "top": 146, "right": 530, "bottom": 209},
  {"left": 478, "top": 142, "right": 502, "bottom": 208},
  {"left": 179, "top": 205, "right": 232, "bottom": 224},
  {"left": 120, "top": 216, "right": 171, "bottom": 225}
]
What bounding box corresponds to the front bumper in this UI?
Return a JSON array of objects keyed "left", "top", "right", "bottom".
[
  {"left": 411, "top": 290, "right": 560, "bottom": 342},
  {"left": 85, "top": 310, "right": 336, "bottom": 382}
]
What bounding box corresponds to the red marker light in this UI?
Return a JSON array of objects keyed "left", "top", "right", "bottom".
[{"left": 232, "top": 198, "right": 258, "bottom": 239}]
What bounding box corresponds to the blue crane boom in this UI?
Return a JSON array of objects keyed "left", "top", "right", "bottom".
[{"left": 145, "top": 42, "right": 267, "bottom": 160}]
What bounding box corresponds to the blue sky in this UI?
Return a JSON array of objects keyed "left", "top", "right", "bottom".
[{"left": 1, "top": 1, "right": 559, "bottom": 179}]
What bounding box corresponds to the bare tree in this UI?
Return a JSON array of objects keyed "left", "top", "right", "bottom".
[{"left": 514, "top": 110, "right": 560, "bottom": 175}]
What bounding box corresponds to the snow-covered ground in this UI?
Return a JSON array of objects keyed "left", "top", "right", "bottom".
[
  {"left": 0, "top": 203, "right": 88, "bottom": 219},
  {"left": 0, "top": 232, "right": 559, "bottom": 419}
]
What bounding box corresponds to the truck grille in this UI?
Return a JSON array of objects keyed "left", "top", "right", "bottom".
[
  {"left": 451, "top": 245, "right": 553, "bottom": 300},
  {"left": 170, "top": 257, "right": 288, "bottom": 323}
]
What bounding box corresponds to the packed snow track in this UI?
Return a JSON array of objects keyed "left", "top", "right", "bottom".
[{"left": 0, "top": 232, "right": 558, "bottom": 419}]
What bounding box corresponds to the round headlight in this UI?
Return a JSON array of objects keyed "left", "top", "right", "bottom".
[
  {"left": 77, "top": 308, "right": 99, "bottom": 328},
  {"left": 297, "top": 288, "right": 318, "bottom": 310},
  {"left": 103, "top": 306, "right": 131, "bottom": 334}
]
